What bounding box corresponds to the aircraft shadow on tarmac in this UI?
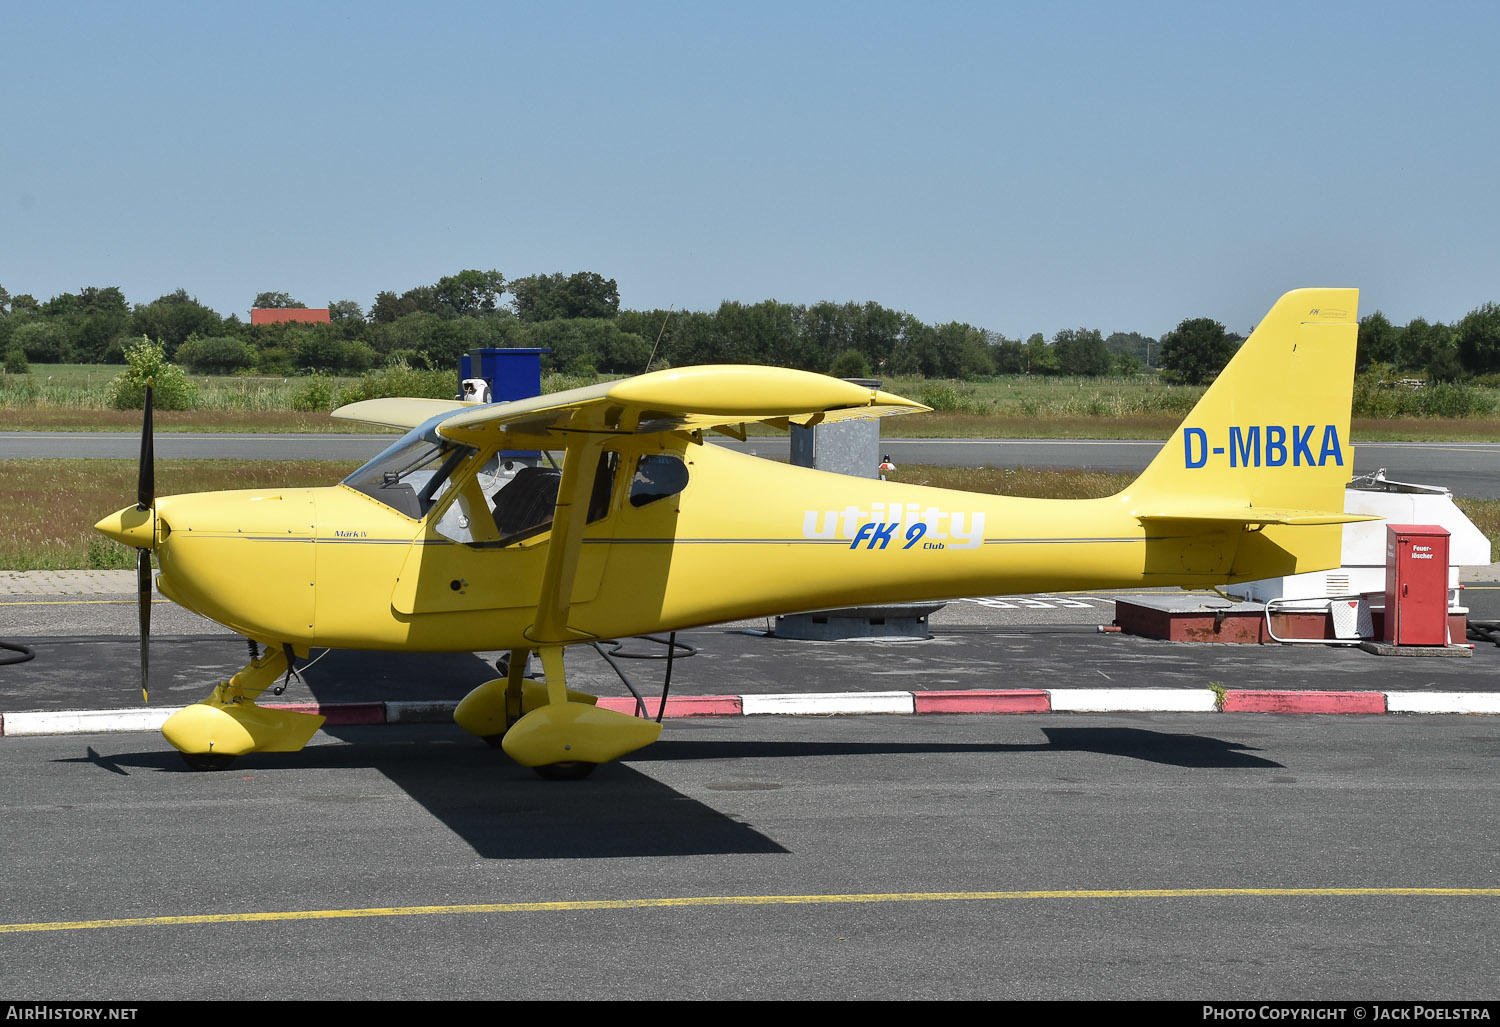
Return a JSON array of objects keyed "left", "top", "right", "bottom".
[
  {"left": 625, "top": 727, "right": 1285, "bottom": 770},
  {"left": 55, "top": 736, "right": 790, "bottom": 860},
  {"left": 55, "top": 724, "right": 1278, "bottom": 860}
]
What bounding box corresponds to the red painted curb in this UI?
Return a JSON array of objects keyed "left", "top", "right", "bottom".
[
  {"left": 1220, "top": 691, "right": 1387, "bottom": 714},
  {"left": 914, "top": 689, "right": 1051, "bottom": 714},
  {"left": 596, "top": 695, "right": 744, "bottom": 718},
  {"left": 264, "top": 701, "right": 388, "bottom": 725}
]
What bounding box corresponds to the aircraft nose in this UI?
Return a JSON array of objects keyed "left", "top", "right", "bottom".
[{"left": 95, "top": 505, "right": 156, "bottom": 549}]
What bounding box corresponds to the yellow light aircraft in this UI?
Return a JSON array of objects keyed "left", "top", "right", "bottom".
[{"left": 97, "top": 288, "right": 1369, "bottom": 776}]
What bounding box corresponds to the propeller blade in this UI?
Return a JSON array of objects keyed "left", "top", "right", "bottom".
[
  {"left": 136, "top": 378, "right": 153, "bottom": 703},
  {"left": 137, "top": 547, "right": 151, "bottom": 704},
  {"left": 137, "top": 378, "right": 154, "bottom": 511}
]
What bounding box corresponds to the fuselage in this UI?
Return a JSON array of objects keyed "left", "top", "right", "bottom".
[{"left": 112, "top": 433, "right": 1303, "bottom": 653}]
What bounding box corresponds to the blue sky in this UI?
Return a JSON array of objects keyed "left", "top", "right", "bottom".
[{"left": 3, "top": 1, "right": 1497, "bottom": 339}]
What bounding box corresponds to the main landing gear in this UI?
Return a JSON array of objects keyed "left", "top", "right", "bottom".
[{"left": 454, "top": 645, "right": 662, "bottom": 780}]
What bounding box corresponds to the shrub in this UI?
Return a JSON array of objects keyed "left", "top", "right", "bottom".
[
  {"left": 107, "top": 336, "right": 198, "bottom": 410},
  {"left": 917, "top": 381, "right": 989, "bottom": 414},
  {"left": 828, "top": 348, "right": 872, "bottom": 380},
  {"left": 335, "top": 361, "right": 458, "bottom": 405},
  {"left": 175, "top": 335, "right": 256, "bottom": 374},
  {"left": 3, "top": 346, "right": 28, "bottom": 374},
  {"left": 1351, "top": 365, "right": 1497, "bottom": 418},
  {"left": 291, "top": 374, "right": 339, "bottom": 411},
  {"left": 87, "top": 535, "right": 133, "bottom": 570}
]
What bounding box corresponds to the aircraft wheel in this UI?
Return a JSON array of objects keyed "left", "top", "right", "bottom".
[
  {"left": 533, "top": 761, "right": 597, "bottom": 781},
  {"left": 180, "top": 752, "right": 236, "bottom": 772}
]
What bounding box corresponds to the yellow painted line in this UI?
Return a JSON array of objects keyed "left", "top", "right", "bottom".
[
  {"left": 3, "top": 888, "right": 1497, "bottom": 935},
  {"left": 0, "top": 599, "right": 170, "bottom": 607}
]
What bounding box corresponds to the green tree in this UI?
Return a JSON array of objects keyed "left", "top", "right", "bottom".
[
  {"left": 991, "top": 337, "right": 1027, "bottom": 374},
  {"left": 326, "top": 299, "right": 370, "bottom": 342},
  {"left": 658, "top": 310, "right": 733, "bottom": 366},
  {"left": 10, "top": 319, "right": 71, "bottom": 362},
  {"left": 1357, "top": 311, "right": 1400, "bottom": 369},
  {"left": 1427, "top": 343, "right": 1465, "bottom": 384},
  {"left": 511, "top": 271, "right": 620, "bottom": 322},
  {"left": 926, "top": 322, "right": 994, "bottom": 379},
  {"left": 713, "top": 300, "right": 821, "bottom": 368},
  {"left": 516, "top": 318, "right": 645, "bottom": 376},
  {"left": 1159, "top": 317, "right": 1234, "bottom": 385},
  {"left": 369, "top": 289, "right": 415, "bottom": 323},
  {"left": 1023, "top": 333, "right": 1058, "bottom": 375},
  {"left": 132, "top": 290, "right": 225, "bottom": 356},
  {"left": 328, "top": 299, "right": 364, "bottom": 323},
  {"left": 615, "top": 308, "right": 679, "bottom": 369},
  {"left": 1105, "top": 330, "right": 1157, "bottom": 368},
  {"left": 432, "top": 269, "right": 506, "bottom": 318},
  {"left": 369, "top": 285, "right": 443, "bottom": 322},
  {"left": 1456, "top": 301, "right": 1500, "bottom": 375},
  {"left": 1399, "top": 317, "right": 1455, "bottom": 374},
  {"left": 72, "top": 286, "right": 132, "bottom": 362},
  {"left": 252, "top": 291, "right": 306, "bottom": 309},
  {"left": 291, "top": 324, "right": 375, "bottom": 373},
  {"left": 1052, "top": 327, "right": 1111, "bottom": 376}
]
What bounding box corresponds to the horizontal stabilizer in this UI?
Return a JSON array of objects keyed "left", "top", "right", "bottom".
[{"left": 1138, "top": 507, "right": 1382, "bottom": 527}]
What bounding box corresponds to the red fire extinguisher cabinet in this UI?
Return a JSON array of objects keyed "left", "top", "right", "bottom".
[{"left": 1383, "top": 524, "right": 1450, "bottom": 645}]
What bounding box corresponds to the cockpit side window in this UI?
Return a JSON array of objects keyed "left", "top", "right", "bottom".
[
  {"left": 486, "top": 450, "right": 620, "bottom": 546},
  {"left": 629, "top": 454, "right": 689, "bottom": 507}
]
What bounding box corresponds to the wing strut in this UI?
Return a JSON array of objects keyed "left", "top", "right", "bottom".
[{"left": 527, "top": 433, "right": 607, "bottom": 652}]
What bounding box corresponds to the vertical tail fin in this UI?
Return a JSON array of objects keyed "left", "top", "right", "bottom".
[
  {"left": 1123, "top": 288, "right": 1363, "bottom": 582},
  {"left": 1129, "top": 288, "right": 1360, "bottom": 516}
]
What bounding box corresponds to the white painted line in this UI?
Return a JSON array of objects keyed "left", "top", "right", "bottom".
[
  {"left": 1048, "top": 688, "right": 1219, "bottom": 713},
  {"left": 1385, "top": 692, "right": 1500, "bottom": 715},
  {"left": 3, "top": 707, "right": 182, "bottom": 736},
  {"left": 741, "top": 691, "right": 916, "bottom": 716},
  {"left": 385, "top": 700, "right": 458, "bottom": 723}
]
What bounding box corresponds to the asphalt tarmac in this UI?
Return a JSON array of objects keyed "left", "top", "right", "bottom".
[
  {"left": 3, "top": 581, "right": 1499, "bottom": 1002},
  {"left": 2, "top": 716, "right": 1497, "bottom": 1000},
  {"left": 3, "top": 580, "right": 1498, "bottom": 716}
]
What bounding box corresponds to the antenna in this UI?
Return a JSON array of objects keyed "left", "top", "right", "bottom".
[{"left": 644, "top": 308, "right": 673, "bottom": 373}]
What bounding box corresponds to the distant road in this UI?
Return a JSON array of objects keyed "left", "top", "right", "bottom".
[{"left": 1, "top": 431, "right": 1495, "bottom": 498}]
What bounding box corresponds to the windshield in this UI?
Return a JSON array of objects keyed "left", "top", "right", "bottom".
[{"left": 342, "top": 413, "right": 473, "bottom": 519}]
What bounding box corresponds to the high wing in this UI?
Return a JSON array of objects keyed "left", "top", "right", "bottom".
[
  {"left": 331, "top": 365, "right": 930, "bottom": 771},
  {"left": 332, "top": 365, "right": 928, "bottom": 442},
  {"left": 330, "top": 396, "right": 477, "bottom": 431}
]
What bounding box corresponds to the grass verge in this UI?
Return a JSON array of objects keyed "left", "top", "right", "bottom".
[
  {"left": 5, "top": 367, "right": 1500, "bottom": 441},
  {"left": 0, "top": 460, "right": 361, "bottom": 571}
]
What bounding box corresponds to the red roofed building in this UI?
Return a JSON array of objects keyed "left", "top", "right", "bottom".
[{"left": 251, "top": 308, "right": 331, "bottom": 325}]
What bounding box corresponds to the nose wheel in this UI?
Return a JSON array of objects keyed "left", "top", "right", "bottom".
[{"left": 180, "top": 752, "right": 236, "bottom": 772}]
